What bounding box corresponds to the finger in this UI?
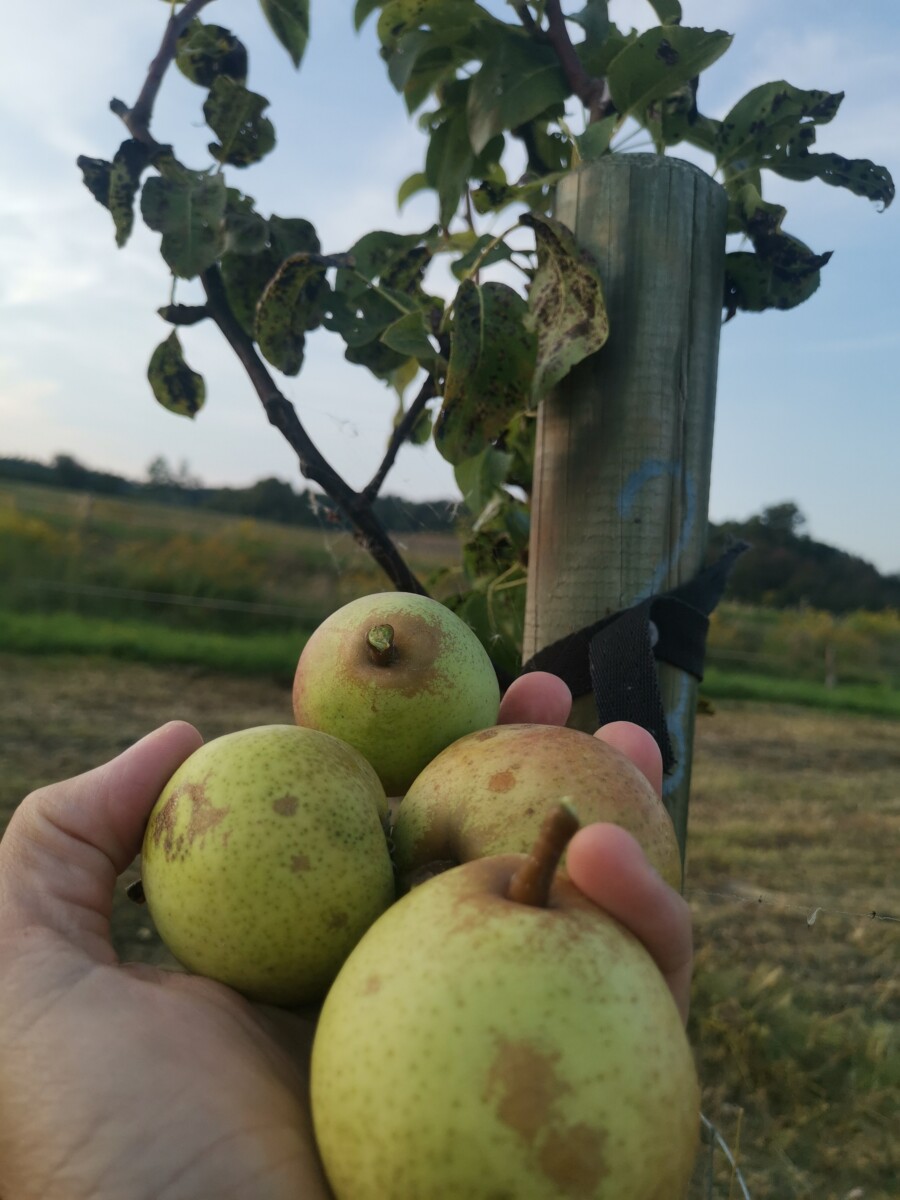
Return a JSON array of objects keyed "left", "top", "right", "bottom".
[
  {"left": 499, "top": 672, "right": 572, "bottom": 726},
  {"left": 0, "top": 722, "right": 202, "bottom": 958},
  {"left": 594, "top": 721, "right": 663, "bottom": 797},
  {"left": 566, "top": 822, "right": 693, "bottom": 1024}
]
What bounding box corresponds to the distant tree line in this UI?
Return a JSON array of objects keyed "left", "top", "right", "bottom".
[
  {"left": 708, "top": 502, "right": 900, "bottom": 613},
  {"left": 2, "top": 457, "right": 897, "bottom": 613},
  {"left": 0, "top": 454, "right": 458, "bottom": 535}
]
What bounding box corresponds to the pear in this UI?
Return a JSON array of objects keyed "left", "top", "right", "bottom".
[
  {"left": 292, "top": 592, "right": 500, "bottom": 797},
  {"left": 311, "top": 806, "right": 700, "bottom": 1199},
  {"left": 140, "top": 724, "right": 394, "bottom": 1006},
  {"left": 392, "top": 722, "right": 682, "bottom": 891}
]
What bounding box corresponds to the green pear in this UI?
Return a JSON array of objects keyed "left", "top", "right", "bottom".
[
  {"left": 311, "top": 806, "right": 699, "bottom": 1200},
  {"left": 140, "top": 724, "right": 394, "bottom": 1006},
  {"left": 292, "top": 592, "right": 500, "bottom": 796},
  {"left": 392, "top": 722, "right": 682, "bottom": 891}
]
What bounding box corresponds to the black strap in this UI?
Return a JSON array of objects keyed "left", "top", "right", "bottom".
[{"left": 521, "top": 541, "right": 749, "bottom": 772}]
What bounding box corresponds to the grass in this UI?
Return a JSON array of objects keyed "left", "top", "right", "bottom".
[
  {"left": 1, "top": 655, "right": 897, "bottom": 1198},
  {"left": 701, "top": 665, "right": 900, "bottom": 719},
  {"left": 0, "top": 609, "right": 308, "bottom": 681}
]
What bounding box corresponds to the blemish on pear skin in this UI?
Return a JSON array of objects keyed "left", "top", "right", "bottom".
[
  {"left": 273, "top": 794, "right": 299, "bottom": 817},
  {"left": 488, "top": 769, "right": 516, "bottom": 793},
  {"left": 362, "top": 974, "right": 382, "bottom": 994},
  {"left": 484, "top": 1039, "right": 570, "bottom": 1139},
  {"left": 291, "top": 853, "right": 311, "bottom": 873},
  {"left": 538, "top": 1122, "right": 608, "bottom": 1195},
  {"left": 150, "top": 778, "right": 227, "bottom": 857},
  {"left": 327, "top": 910, "right": 349, "bottom": 931}
]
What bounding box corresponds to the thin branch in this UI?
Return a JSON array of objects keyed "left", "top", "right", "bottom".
[
  {"left": 112, "top": 0, "right": 216, "bottom": 144},
  {"left": 200, "top": 266, "right": 428, "bottom": 595},
  {"left": 519, "top": 0, "right": 615, "bottom": 125},
  {"left": 108, "top": 0, "right": 428, "bottom": 596},
  {"left": 363, "top": 374, "right": 437, "bottom": 504}
]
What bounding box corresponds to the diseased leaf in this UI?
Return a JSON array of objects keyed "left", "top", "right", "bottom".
[
  {"left": 724, "top": 236, "right": 831, "bottom": 318},
  {"left": 726, "top": 181, "right": 786, "bottom": 238},
  {"left": 260, "top": 0, "right": 309, "bottom": 67},
  {"left": 377, "top": 0, "right": 479, "bottom": 53},
  {"left": 467, "top": 30, "right": 568, "bottom": 156},
  {"left": 769, "top": 141, "right": 894, "bottom": 209},
  {"left": 435, "top": 280, "right": 537, "bottom": 464},
  {"left": 77, "top": 155, "right": 112, "bottom": 211},
  {"left": 450, "top": 233, "right": 513, "bottom": 280},
  {"left": 256, "top": 253, "right": 330, "bottom": 376},
  {"left": 716, "top": 82, "right": 843, "bottom": 172},
  {"left": 140, "top": 160, "right": 227, "bottom": 278},
  {"left": 520, "top": 213, "right": 608, "bottom": 397},
  {"left": 108, "top": 140, "right": 152, "bottom": 247},
  {"left": 148, "top": 332, "right": 205, "bottom": 418},
  {"left": 220, "top": 215, "right": 319, "bottom": 334},
  {"left": 203, "top": 77, "right": 276, "bottom": 168},
  {"left": 607, "top": 26, "right": 732, "bottom": 120},
  {"left": 176, "top": 21, "right": 248, "bottom": 86}
]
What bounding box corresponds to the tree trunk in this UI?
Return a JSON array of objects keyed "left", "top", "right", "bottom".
[{"left": 523, "top": 154, "right": 727, "bottom": 868}]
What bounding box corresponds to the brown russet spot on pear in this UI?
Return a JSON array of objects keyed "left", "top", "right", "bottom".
[
  {"left": 311, "top": 808, "right": 699, "bottom": 1199},
  {"left": 393, "top": 722, "right": 682, "bottom": 892},
  {"left": 292, "top": 592, "right": 500, "bottom": 797}
]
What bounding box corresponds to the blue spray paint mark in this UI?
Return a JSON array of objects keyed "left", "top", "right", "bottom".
[
  {"left": 618, "top": 459, "right": 698, "bottom": 599},
  {"left": 663, "top": 672, "right": 691, "bottom": 800}
]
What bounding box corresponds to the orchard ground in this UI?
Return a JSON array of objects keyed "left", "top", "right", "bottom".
[{"left": 1, "top": 652, "right": 897, "bottom": 1199}]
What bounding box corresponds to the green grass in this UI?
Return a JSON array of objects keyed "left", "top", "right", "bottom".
[
  {"left": 0, "top": 610, "right": 308, "bottom": 681},
  {"left": 702, "top": 666, "right": 900, "bottom": 719}
]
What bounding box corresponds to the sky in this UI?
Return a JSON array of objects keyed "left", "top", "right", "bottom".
[{"left": 1, "top": 0, "right": 897, "bottom": 574}]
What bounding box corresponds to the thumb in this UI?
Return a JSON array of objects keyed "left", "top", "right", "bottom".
[{"left": 0, "top": 721, "right": 202, "bottom": 961}]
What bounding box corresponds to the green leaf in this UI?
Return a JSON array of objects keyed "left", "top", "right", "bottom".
[
  {"left": 398, "top": 171, "right": 429, "bottom": 208},
  {"left": 450, "top": 233, "right": 514, "bottom": 280},
  {"left": 467, "top": 30, "right": 569, "bottom": 156},
  {"left": 377, "top": 0, "right": 479, "bottom": 53},
  {"left": 520, "top": 213, "right": 608, "bottom": 398},
  {"left": 454, "top": 446, "right": 513, "bottom": 517},
  {"left": 223, "top": 189, "right": 269, "bottom": 254},
  {"left": 256, "top": 253, "right": 329, "bottom": 376},
  {"left": 648, "top": 0, "right": 682, "bottom": 24},
  {"left": 344, "top": 338, "right": 409, "bottom": 380},
  {"left": 435, "top": 280, "right": 537, "bottom": 465},
  {"left": 147, "top": 332, "right": 206, "bottom": 418},
  {"left": 726, "top": 181, "right": 786, "bottom": 238},
  {"left": 716, "top": 82, "right": 843, "bottom": 172},
  {"left": 77, "top": 155, "right": 112, "bottom": 211},
  {"left": 380, "top": 310, "right": 438, "bottom": 363},
  {"left": 175, "top": 21, "right": 248, "bottom": 86},
  {"left": 607, "top": 26, "right": 732, "bottom": 120},
  {"left": 425, "top": 102, "right": 475, "bottom": 227},
  {"left": 259, "top": 0, "right": 309, "bottom": 67},
  {"left": 576, "top": 115, "right": 617, "bottom": 162},
  {"left": 569, "top": 0, "right": 610, "bottom": 44},
  {"left": 354, "top": 0, "right": 381, "bottom": 30},
  {"left": 140, "top": 160, "right": 227, "bottom": 279},
  {"left": 203, "top": 77, "right": 276, "bottom": 168},
  {"left": 109, "top": 140, "right": 153, "bottom": 247}
]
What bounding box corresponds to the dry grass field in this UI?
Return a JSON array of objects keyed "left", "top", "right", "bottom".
[{"left": 1, "top": 652, "right": 897, "bottom": 1198}]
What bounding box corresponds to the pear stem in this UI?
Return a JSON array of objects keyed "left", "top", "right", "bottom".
[
  {"left": 506, "top": 802, "right": 581, "bottom": 908},
  {"left": 366, "top": 623, "right": 396, "bottom": 666}
]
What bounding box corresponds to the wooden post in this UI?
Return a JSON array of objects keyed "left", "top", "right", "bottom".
[{"left": 523, "top": 155, "right": 727, "bottom": 866}]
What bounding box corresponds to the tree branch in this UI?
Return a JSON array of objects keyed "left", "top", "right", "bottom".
[
  {"left": 112, "top": 0, "right": 216, "bottom": 144},
  {"left": 109, "top": 0, "right": 428, "bottom": 597},
  {"left": 362, "top": 374, "right": 437, "bottom": 504},
  {"left": 200, "top": 266, "right": 428, "bottom": 595},
  {"left": 520, "top": 0, "right": 615, "bottom": 124}
]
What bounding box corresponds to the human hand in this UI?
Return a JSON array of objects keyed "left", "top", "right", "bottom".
[
  {"left": 0, "top": 721, "right": 332, "bottom": 1200},
  {"left": 0, "top": 672, "right": 691, "bottom": 1200}
]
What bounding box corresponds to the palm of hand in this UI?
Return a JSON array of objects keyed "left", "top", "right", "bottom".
[{"left": 0, "top": 929, "right": 330, "bottom": 1200}]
